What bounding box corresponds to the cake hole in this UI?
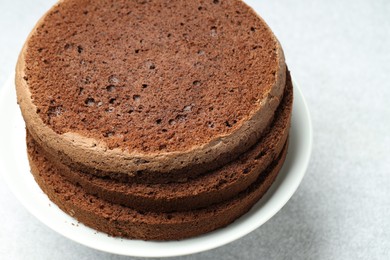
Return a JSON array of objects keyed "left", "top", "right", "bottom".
[
  {"left": 169, "top": 119, "right": 176, "bottom": 125},
  {"left": 158, "top": 144, "right": 167, "bottom": 150},
  {"left": 250, "top": 26, "right": 256, "bottom": 32},
  {"left": 64, "top": 43, "right": 71, "bottom": 50},
  {"left": 142, "top": 84, "right": 148, "bottom": 89},
  {"left": 106, "top": 85, "right": 115, "bottom": 92},
  {"left": 109, "top": 98, "right": 116, "bottom": 104},
  {"left": 135, "top": 49, "right": 140, "bottom": 54},
  {"left": 208, "top": 121, "right": 215, "bottom": 128},
  {"left": 77, "top": 45, "right": 83, "bottom": 53},
  {"left": 209, "top": 106, "right": 214, "bottom": 111},
  {"left": 48, "top": 105, "right": 63, "bottom": 116},
  {"left": 198, "top": 6, "right": 203, "bottom": 10},
  {"left": 103, "top": 131, "right": 114, "bottom": 137},
  {"left": 180, "top": 22, "right": 184, "bottom": 26},
  {"left": 38, "top": 48, "right": 44, "bottom": 52},
  {"left": 183, "top": 105, "right": 192, "bottom": 112},
  {"left": 210, "top": 26, "right": 217, "bottom": 37},
  {"left": 167, "top": 33, "right": 172, "bottom": 38},
  {"left": 255, "top": 151, "right": 266, "bottom": 160},
  {"left": 156, "top": 119, "right": 162, "bottom": 124},
  {"left": 133, "top": 95, "right": 141, "bottom": 102},
  {"left": 197, "top": 50, "right": 205, "bottom": 55},
  {"left": 193, "top": 80, "right": 201, "bottom": 86},
  {"left": 78, "top": 87, "right": 84, "bottom": 95},
  {"left": 149, "top": 63, "right": 156, "bottom": 69},
  {"left": 83, "top": 10, "right": 88, "bottom": 15},
  {"left": 128, "top": 106, "right": 135, "bottom": 114},
  {"left": 162, "top": 128, "right": 168, "bottom": 132},
  {"left": 225, "top": 121, "right": 232, "bottom": 127},
  {"left": 176, "top": 114, "right": 186, "bottom": 122},
  {"left": 213, "top": 0, "right": 220, "bottom": 4},
  {"left": 85, "top": 97, "right": 95, "bottom": 106},
  {"left": 243, "top": 168, "right": 250, "bottom": 174},
  {"left": 217, "top": 179, "right": 227, "bottom": 188},
  {"left": 108, "top": 75, "right": 119, "bottom": 84}
]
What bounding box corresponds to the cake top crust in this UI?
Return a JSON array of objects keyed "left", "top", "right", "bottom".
[{"left": 23, "top": 0, "right": 280, "bottom": 153}]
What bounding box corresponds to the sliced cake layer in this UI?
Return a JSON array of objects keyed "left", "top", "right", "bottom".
[
  {"left": 17, "top": 0, "right": 286, "bottom": 179},
  {"left": 27, "top": 136, "right": 288, "bottom": 240}
]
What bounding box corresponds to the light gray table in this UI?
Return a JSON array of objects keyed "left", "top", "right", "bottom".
[{"left": 1, "top": 0, "right": 389, "bottom": 259}]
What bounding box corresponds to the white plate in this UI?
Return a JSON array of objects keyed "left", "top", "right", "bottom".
[{"left": 0, "top": 74, "right": 312, "bottom": 258}]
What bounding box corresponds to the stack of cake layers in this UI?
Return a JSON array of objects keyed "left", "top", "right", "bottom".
[{"left": 16, "top": 0, "right": 293, "bottom": 240}]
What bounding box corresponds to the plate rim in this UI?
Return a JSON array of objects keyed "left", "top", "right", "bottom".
[{"left": 0, "top": 74, "right": 312, "bottom": 258}]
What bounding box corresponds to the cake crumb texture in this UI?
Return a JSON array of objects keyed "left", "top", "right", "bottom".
[{"left": 24, "top": 0, "right": 280, "bottom": 152}]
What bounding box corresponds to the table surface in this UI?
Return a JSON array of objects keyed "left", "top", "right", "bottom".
[{"left": 1, "top": 0, "right": 389, "bottom": 259}]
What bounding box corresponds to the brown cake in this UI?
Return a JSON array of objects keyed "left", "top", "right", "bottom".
[
  {"left": 27, "top": 133, "right": 288, "bottom": 240},
  {"left": 16, "top": 0, "right": 293, "bottom": 240},
  {"left": 16, "top": 0, "right": 286, "bottom": 182}
]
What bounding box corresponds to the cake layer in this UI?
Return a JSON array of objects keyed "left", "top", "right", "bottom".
[
  {"left": 28, "top": 71, "right": 292, "bottom": 185},
  {"left": 27, "top": 137, "right": 288, "bottom": 240},
  {"left": 17, "top": 0, "right": 286, "bottom": 179},
  {"left": 28, "top": 75, "right": 293, "bottom": 212}
]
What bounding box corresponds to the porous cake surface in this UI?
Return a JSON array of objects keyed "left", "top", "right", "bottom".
[
  {"left": 23, "top": 0, "right": 281, "bottom": 152},
  {"left": 16, "top": 0, "right": 286, "bottom": 176}
]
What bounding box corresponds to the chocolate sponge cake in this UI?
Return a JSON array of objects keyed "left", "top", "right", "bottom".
[
  {"left": 16, "top": 0, "right": 286, "bottom": 181},
  {"left": 16, "top": 0, "right": 293, "bottom": 240}
]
